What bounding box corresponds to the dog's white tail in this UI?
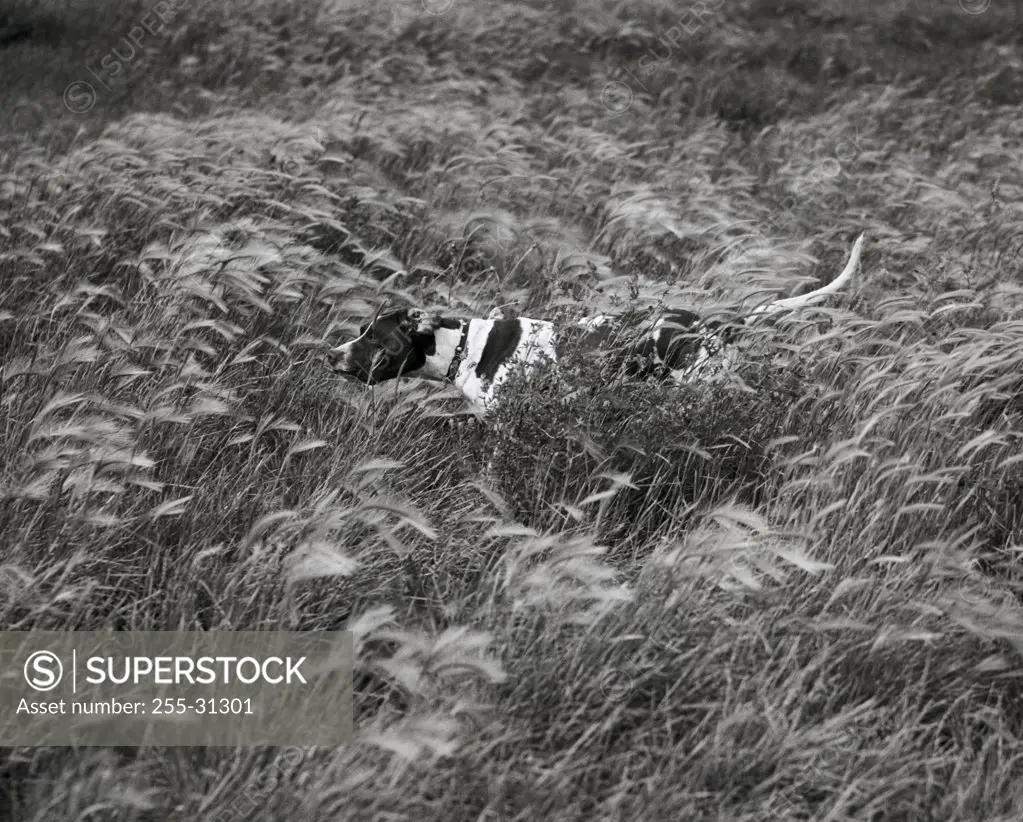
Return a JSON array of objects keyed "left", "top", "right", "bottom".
[{"left": 749, "top": 232, "right": 865, "bottom": 319}]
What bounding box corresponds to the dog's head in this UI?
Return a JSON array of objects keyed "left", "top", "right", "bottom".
[{"left": 328, "top": 307, "right": 439, "bottom": 385}]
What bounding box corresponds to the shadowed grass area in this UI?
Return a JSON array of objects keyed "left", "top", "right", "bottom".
[{"left": 1, "top": 0, "right": 1023, "bottom": 819}]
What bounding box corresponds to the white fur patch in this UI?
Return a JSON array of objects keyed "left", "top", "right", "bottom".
[{"left": 420, "top": 319, "right": 557, "bottom": 413}]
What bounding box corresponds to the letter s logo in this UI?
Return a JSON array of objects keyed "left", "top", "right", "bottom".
[{"left": 24, "top": 651, "right": 63, "bottom": 691}]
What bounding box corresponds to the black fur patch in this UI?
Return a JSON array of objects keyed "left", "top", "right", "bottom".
[{"left": 475, "top": 320, "right": 523, "bottom": 382}]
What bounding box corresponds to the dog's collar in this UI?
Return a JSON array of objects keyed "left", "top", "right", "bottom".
[{"left": 446, "top": 322, "right": 471, "bottom": 382}]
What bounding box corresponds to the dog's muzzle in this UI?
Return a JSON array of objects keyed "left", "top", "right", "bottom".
[
  {"left": 327, "top": 345, "right": 386, "bottom": 385},
  {"left": 327, "top": 346, "right": 358, "bottom": 377}
]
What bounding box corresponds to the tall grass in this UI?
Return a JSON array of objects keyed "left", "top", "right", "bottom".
[{"left": 1, "top": 0, "right": 1022, "bottom": 818}]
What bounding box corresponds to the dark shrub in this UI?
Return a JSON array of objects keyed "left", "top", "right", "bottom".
[{"left": 475, "top": 343, "right": 810, "bottom": 557}]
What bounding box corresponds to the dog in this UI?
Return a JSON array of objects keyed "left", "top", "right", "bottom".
[
  {"left": 328, "top": 233, "right": 865, "bottom": 412},
  {"left": 327, "top": 307, "right": 557, "bottom": 411}
]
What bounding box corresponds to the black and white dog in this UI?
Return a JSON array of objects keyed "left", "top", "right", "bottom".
[{"left": 328, "top": 233, "right": 865, "bottom": 412}]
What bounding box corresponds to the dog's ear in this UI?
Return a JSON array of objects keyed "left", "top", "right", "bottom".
[{"left": 401, "top": 308, "right": 438, "bottom": 335}]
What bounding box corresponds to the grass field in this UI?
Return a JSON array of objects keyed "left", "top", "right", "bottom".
[{"left": 1, "top": 0, "right": 1023, "bottom": 818}]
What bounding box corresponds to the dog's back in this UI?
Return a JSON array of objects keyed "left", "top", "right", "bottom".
[{"left": 557, "top": 307, "right": 710, "bottom": 379}]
